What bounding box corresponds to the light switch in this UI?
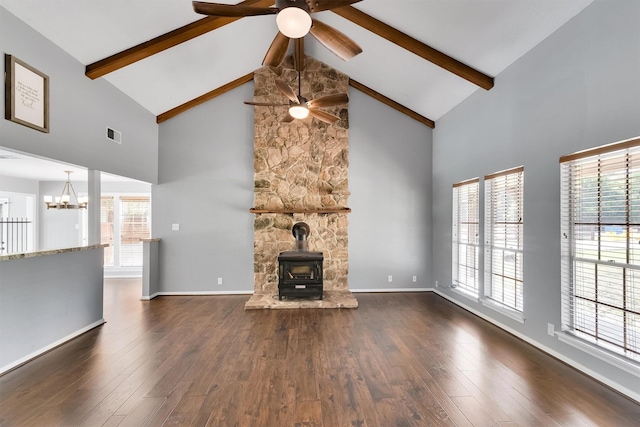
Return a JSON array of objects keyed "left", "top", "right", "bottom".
[{"left": 172, "top": 223, "right": 180, "bottom": 231}]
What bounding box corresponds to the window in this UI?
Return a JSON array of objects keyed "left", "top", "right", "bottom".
[
  {"left": 484, "top": 167, "right": 524, "bottom": 314},
  {"left": 561, "top": 138, "right": 640, "bottom": 364},
  {"left": 101, "top": 196, "right": 114, "bottom": 266},
  {"left": 452, "top": 178, "right": 480, "bottom": 296},
  {"left": 82, "top": 194, "right": 150, "bottom": 270},
  {"left": 119, "top": 196, "right": 151, "bottom": 267}
]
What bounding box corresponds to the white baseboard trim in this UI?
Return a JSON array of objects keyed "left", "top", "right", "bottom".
[
  {"left": 555, "top": 331, "right": 639, "bottom": 379},
  {"left": 152, "top": 289, "right": 432, "bottom": 297},
  {"left": 156, "top": 290, "right": 255, "bottom": 296},
  {"left": 140, "top": 292, "right": 160, "bottom": 301},
  {"left": 0, "top": 319, "right": 106, "bottom": 375},
  {"left": 433, "top": 289, "right": 640, "bottom": 404},
  {"left": 351, "top": 288, "right": 433, "bottom": 293}
]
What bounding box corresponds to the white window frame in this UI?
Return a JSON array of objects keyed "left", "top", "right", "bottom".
[
  {"left": 118, "top": 195, "right": 151, "bottom": 268},
  {"left": 560, "top": 137, "right": 640, "bottom": 374},
  {"left": 452, "top": 178, "right": 480, "bottom": 300},
  {"left": 80, "top": 193, "right": 151, "bottom": 277},
  {"left": 483, "top": 166, "right": 525, "bottom": 322}
]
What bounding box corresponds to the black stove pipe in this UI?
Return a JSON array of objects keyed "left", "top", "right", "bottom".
[{"left": 292, "top": 222, "right": 310, "bottom": 252}]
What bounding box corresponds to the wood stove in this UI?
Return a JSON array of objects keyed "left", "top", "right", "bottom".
[{"left": 278, "top": 222, "right": 323, "bottom": 300}]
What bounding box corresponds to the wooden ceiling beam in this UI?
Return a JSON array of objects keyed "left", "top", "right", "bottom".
[
  {"left": 156, "top": 73, "right": 434, "bottom": 128},
  {"left": 86, "top": 0, "right": 274, "bottom": 79},
  {"left": 157, "top": 72, "right": 254, "bottom": 123},
  {"left": 333, "top": 6, "right": 494, "bottom": 90},
  {"left": 349, "top": 79, "right": 434, "bottom": 128}
]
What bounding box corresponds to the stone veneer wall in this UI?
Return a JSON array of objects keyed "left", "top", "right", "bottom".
[{"left": 252, "top": 57, "right": 350, "bottom": 293}]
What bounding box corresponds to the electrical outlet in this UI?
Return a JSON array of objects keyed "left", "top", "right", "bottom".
[
  {"left": 388, "top": 275, "right": 393, "bottom": 282},
  {"left": 217, "top": 277, "right": 223, "bottom": 285},
  {"left": 412, "top": 276, "right": 417, "bottom": 283},
  {"left": 172, "top": 223, "right": 180, "bottom": 231},
  {"left": 547, "top": 323, "right": 555, "bottom": 336},
  {"left": 435, "top": 280, "right": 439, "bottom": 287}
]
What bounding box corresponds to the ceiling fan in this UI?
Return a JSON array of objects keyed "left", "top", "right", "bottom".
[
  {"left": 244, "top": 71, "right": 348, "bottom": 124},
  {"left": 192, "top": 0, "right": 363, "bottom": 66}
]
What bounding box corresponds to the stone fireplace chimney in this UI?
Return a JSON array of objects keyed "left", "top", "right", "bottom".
[{"left": 245, "top": 56, "right": 357, "bottom": 309}]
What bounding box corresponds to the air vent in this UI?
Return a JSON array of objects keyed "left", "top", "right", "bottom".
[{"left": 106, "top": 127, "right": 122, "bottom": 144}]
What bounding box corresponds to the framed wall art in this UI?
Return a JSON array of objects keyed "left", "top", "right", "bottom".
[{"left": 4, "top": 54, "right": 49, "bottom": 133}]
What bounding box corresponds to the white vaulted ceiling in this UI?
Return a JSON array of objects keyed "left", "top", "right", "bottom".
[{"left": 1, "top": 0, "right": 594, "bottom": 125}]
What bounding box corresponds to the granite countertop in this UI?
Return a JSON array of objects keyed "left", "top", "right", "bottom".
[
  {"left": 0, "top": 244, "right": 109, "bottom": 261},
  {"left": 140, "top": 238, "right": 161, "bottom": 243}
]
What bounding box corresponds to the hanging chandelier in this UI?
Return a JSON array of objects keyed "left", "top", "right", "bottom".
[{"left": 43, "top": 171, "right": 88, "bottom": 209}]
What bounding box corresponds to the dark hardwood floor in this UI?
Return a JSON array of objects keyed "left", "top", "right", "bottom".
[{"left": 1, "top": 279, "right": 639, "bottom": 426}]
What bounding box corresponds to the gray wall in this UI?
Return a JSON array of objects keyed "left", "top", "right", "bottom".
[
  {"left": 39, "top": 180, "right": 86, "bottom": 250},
  {"left": 0, "top": 7, "right": 158, "bottom": 184},
  {"left": 0, "top": 175, "right": 37, "bottom": 219},
  {"left": 154, "top": 77, "right": 433, "bottom": 294},
  {"left": 432, "top": 0, "right": 640, "bottom": 398},
  {"left": 142, "top": 240, "right": 160, "bottom": 299},
  {"left": 0, "top": 191, "right": 31, "bottom": 219},
  {"left": 155, "top": 83, "right": 256, "bottom": 293},
  {"left": 0, "top": 175, "right": 38, "bottom": 196},
  {"left": 0, "top": 176, "right": 37, "bottom": 252},
  {"left": 349, "top": 89, "right": 432, "bottom": 290},
  {"left": 0, "top": 247, "right": 104, "bottom": 373},
  {"left": 102, "top": 180, "right": 151, "bottom": 194}
]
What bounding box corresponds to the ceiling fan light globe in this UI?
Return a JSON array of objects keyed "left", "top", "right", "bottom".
[
  {"left": 289, "top": 105, "right": 309, "bottom": 119},
  {"left": 276, "top": 7, "right": 312, "bottom": 38}
]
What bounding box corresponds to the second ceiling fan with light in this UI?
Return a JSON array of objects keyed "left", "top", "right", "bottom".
[{"left": 245, "top": 69, "right": 348, "bottom": 124}]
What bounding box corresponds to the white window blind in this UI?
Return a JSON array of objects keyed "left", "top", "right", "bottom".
[
  {"left": 484, "top": 167, "right": 524, "bottom": 312},
  {"left": 119, "top": 196, "right": 150, "bottom": 267},
  {"left": 561, "top": 138, "right": 640, "bottom": 362},
  {"left": 453, "top": 178, "right": 480, "bottom": 295}
]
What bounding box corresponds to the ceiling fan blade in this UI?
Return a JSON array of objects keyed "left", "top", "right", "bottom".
[
  {"left": 308, "top": 109, "right": 341, "bottom": 124},
  {"left": 307, "top": 0, "right": 363, "bottom": 13},
  {"left": 307, "top": 93, "right": 348, "bottom": 109},
  {"left": 309, "top": 19, "right": 362, "bottom": 61},
  {"left": 282, "top": 113, "right": 295, "bottom": 123},
  {"left": 244, "top": 101, "right": 289, "bottom": 106},
  {"left": 275, "top": 80, "right": 300, "bottom": 104},
  {"left": 263, "top": 32, "right": 290, "bottom": 67},
  {"left": 192, "top": 2, "right": 278, "bottom": 17}
]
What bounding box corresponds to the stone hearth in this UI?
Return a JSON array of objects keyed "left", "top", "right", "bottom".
[
  {"left": 246, "top": 56, "right": 357, "bottom": 309},
  {"left": 245, "top": 290, "right": 358, "bottom": 310}
]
